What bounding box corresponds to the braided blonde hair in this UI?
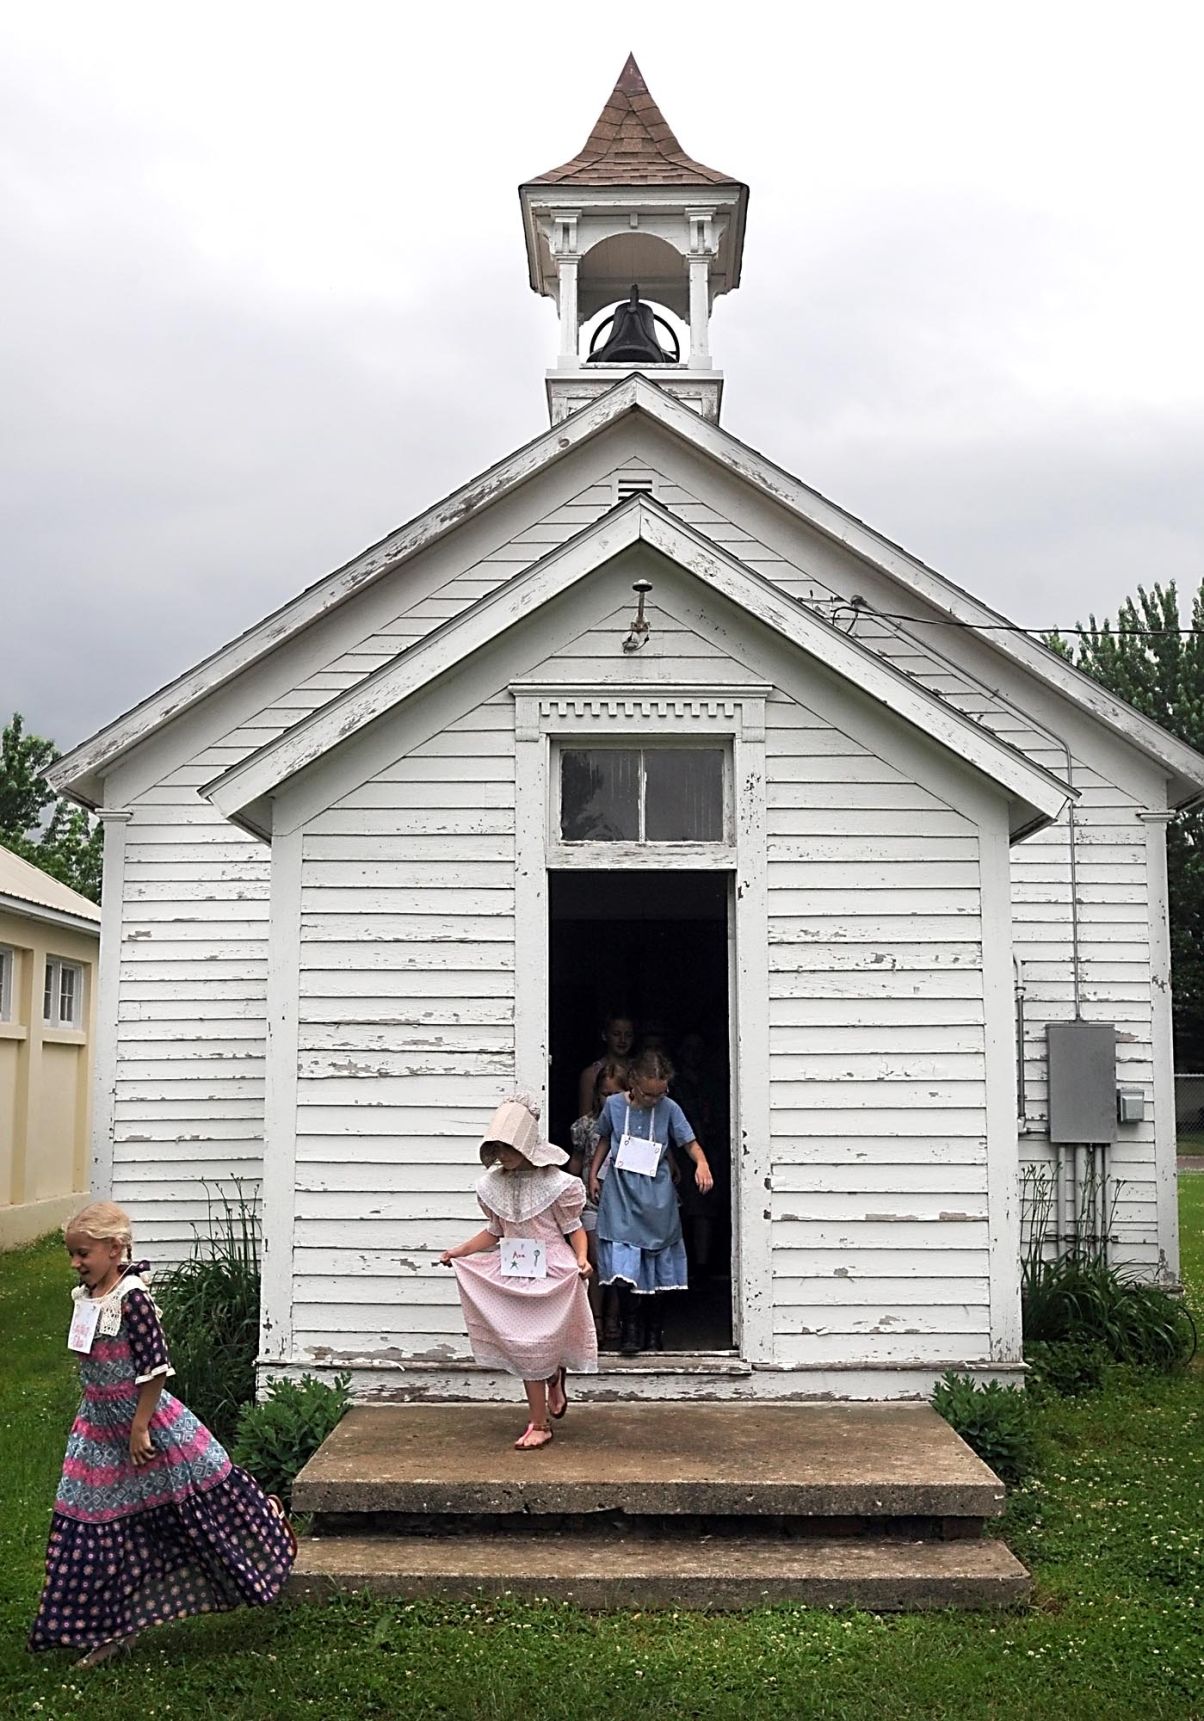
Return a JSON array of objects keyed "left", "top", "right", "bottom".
[{"left": 65, "top": 1201, "right": 133, "bottom": 1259}]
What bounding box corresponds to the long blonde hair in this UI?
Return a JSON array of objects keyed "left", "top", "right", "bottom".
[{"left": 65, "top": 1201, "right": 133, "bottom": 1259}]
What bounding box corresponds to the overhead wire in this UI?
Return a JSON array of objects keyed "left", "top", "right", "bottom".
[{"left": 833, "top": 610, "right": 1202, "bottom": 639}]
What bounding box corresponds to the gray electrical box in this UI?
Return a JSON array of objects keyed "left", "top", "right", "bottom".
[
  {"left": 1117, "top": 1088, "right": 1145, "bottom": 1124},
  {"left": 1047, "top": 1022, "right": 1117, "bottom": 1143}
]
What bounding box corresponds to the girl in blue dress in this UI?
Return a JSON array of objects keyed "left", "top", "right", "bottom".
[{"left": 588, "top": 1050, "right": 712, "bottom": 1356}]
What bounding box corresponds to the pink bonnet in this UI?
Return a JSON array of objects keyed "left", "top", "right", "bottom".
[{"left": 479, "top": 1095, "right": 568, "bottom": 1168}]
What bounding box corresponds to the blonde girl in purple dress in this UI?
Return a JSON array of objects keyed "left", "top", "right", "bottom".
[
  {"left": 441, "top": 1096, "right": 598, "bottom": 1449},
  {"left": 29, "top": 1202, "right": 295, "bottom": 1667}
]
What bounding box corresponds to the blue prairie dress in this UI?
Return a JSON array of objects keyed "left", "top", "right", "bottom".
[
  {"left": 595, "top": 1094, "right": 694, "bottom": 1294},
  {"left": 29, "top": 1262, "right": 295, "bottom": 1654}
]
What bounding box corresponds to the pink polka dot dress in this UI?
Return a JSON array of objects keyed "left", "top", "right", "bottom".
[
  {"left": 452, "top": 1168, "right": 599, "bottom": 1379},
  {"left": 29, "top": 1262, "right": 294, "bottom": 1654}
]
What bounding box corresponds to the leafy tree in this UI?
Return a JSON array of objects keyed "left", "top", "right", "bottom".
[
  {"left": 0, "top": 713, "right": 102, "bottom": 902},
  {"left": 1048, "top": 581, "right": 1204, "bottom": 1063}
]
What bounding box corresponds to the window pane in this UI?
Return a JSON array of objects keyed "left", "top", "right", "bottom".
[
  {"left": 561, "top": 750, "right": 639, "bottom": 841},
  {"left": 60, "top": 965, "right": 77, "bottom": 1024},
  {"left": 44, "top": 962, "right": 55, "bottom": 1023},
  {"left": 644, "top": 749, "right": 724, "bottom": 841}
]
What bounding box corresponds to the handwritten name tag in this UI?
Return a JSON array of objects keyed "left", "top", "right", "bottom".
[
  {"left": 615, "top": 1133, "right": 662, "bottom": 1177},
  {"left": 67, "top": 1298, "right": 102, "bottom": 1354},
  {"left": 500, "top": 1238, "right": 546, "bottom": 1279}
]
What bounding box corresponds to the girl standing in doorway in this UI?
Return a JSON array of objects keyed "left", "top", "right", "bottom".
[
  {"left": 589, "top": 1051, "right": 712, "bottom": 1356},
  {"left": 569, "top": 1056, "right": 629, "bottom": 1346},
  {"left": 577, "top": 1011, "right": 636, "bottom": 1119}
]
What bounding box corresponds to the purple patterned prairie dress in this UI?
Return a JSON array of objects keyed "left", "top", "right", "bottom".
[{"left": 29, "top": 1262, "right": 295, "bottom": 1653}]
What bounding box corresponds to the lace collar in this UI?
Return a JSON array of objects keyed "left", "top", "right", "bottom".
[
  {"left": 476, "top": 1164, "right": 576, "bottom": 1225},
  {"left": 70, "top": 1260, "right": 154, "bottom": 1337}
]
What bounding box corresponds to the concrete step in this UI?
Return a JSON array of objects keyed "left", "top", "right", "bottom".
[
  {"left": 289, "top": 1531, "right": 1031, "bottom": 1611},
  {"left": 292, "top": 1403, "right": 1005, "bottom": 1523}
]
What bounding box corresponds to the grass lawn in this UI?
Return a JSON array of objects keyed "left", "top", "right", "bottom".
[{"left": 2, "top": 1188, "right": 1202, "bottom": 1720}]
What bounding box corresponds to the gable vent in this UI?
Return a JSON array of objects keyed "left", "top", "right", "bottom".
[{"left": 616, "top": 474, "right": 656, "bottom": 502}]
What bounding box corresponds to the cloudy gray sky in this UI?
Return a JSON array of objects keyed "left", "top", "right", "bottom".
[{"left": 3, "top": 1, "right": 1202, "bottom": 754}]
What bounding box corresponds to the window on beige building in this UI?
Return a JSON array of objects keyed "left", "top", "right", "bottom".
[{"left": 43, "top": 957, "right": 84, "bottom": 1029}]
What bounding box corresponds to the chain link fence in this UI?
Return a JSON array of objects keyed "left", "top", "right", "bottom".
[{"left": 1175, "top": 1073, "right": 1204, "bottom": 1151}]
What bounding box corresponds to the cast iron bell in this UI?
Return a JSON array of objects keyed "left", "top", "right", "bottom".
[{"left": 587, "top": 286, "right": 679, "bottom": 365}]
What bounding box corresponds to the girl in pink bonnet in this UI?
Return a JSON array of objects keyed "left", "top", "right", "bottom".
[{"left": 441, "top": 1096, "right": 598, "bottom": 1449}]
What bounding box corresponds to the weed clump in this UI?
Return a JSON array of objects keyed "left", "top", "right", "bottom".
[
  {"left": 1020, "top": 1166, "right": 1196, "bottom": 1373},
  {"left": 1022, "top": 1337, "right": 1110, "bottom": 1398},
  {"left": 234, "top": 1373, "right": 351, "bottom": 1506},
  {"left": 930, "top": 1371, "right": 1041, "bottom": 1485},
  {"left": 155, "top": 1184, "right": 261, "bottom": 1447}
]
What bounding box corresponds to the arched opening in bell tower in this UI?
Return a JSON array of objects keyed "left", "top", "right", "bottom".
[{"left": 575, "top": 235, "right": 693, "bottom": 369}]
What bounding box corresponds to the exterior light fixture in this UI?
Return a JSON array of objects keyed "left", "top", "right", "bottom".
[{"left": 622, "top": 580, "right": 653, "bottom": 652}]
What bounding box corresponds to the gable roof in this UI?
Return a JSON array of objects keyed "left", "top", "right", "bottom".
[
  {"left": 0, "top": 844, "right": 101, "bottom": 933},
  {"left": 203, "top": 494, "right": 1073, "bottom": 844},
  {"left": 49, "top": 374, "right": 1204, "bottom": 810},
  {"left": 525, "top": 55, "right": 739, "bottom": 188}
]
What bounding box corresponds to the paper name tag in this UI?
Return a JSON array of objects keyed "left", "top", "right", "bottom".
[
  {"left": 67, "top": 1298, "right": 102, "bottom": 1354},
  {"left": 615, "top": 1133, "right": 662, "bottom": 1177},
  {"left": 500, "top": 1238, "right": 547, "bottom": 1279}
]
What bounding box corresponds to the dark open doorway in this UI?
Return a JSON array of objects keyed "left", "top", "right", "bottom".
[{"left": 549, "top": 869, "right": 734, "bottom": 1352}]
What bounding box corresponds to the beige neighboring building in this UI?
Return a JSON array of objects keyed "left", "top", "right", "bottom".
[{"left": 0, "top": 845, "right": 99, "bottom": 1247}]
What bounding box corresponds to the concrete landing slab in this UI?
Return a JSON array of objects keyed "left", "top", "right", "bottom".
[
  {"left": 290, "top": 1531, "right": 1030, "bottom": 1611},
  {"left": 292, "top": 1403, "right": 1005, "bottom": 1519}
]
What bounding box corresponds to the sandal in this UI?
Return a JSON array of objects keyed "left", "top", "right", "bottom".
[
  {"left": 547, "top": 1366, "right": 569, "bottom": 1420},
  {"left": 514, "top": 1422, "right": 553, "bottom": 1450},
  {"left": 76, "top": 1635, "right": 135, "bottom": 1669},
  {"left": 268, "top": 1493, "right": 299, "bottom": 1561}
]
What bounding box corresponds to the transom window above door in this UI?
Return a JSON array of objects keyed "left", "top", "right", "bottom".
[{"left": 559, "top": 747, "right": 725, "bottom": 843}]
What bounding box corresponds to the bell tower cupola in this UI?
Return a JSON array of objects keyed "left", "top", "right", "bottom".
[{"left": 519, "top": 55, "right": 748, "bottom": 425}]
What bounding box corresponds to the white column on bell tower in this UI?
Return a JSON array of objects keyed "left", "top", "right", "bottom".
[
  {"left": 556, "top": 256, "right": 579, "bottom": 366},
  {"left": 549, "top": 212, "right": 581, "bottom": 368},
  {"left": 688, "top": 258, "right": 710, "bottom": 367},
  {"left": 687, "top": 210, "right": 716, "bottom": 371}
]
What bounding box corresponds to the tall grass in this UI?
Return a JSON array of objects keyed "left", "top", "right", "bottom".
[
  {"left": 1020, "top": 1165, "right": 1197, "bottom": 1371},
  {"left": 155, "top": 1184, "right": 261, "bottom": 1446}
]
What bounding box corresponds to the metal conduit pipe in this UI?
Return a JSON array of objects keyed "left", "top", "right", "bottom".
[{"left": 1014, "top": 955, "right": 1027, "bottom": 1121}]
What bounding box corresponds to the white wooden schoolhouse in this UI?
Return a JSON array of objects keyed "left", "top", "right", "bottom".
[{"left": 51, "top": 57, "right": 1204, "bottom": 1403}]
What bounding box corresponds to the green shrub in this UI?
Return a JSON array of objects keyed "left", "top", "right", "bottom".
[
  {"left": 156, "top": 1185, "right": 261, "bottom": 1448},
  {"left": 233, "top": 1373, "right": 351, "bottom": 1506},
  {"left": 930, "top": 1370, "right": 1040, "bottom": 1486},
  {"left": 1024, "top": 1337, "right": 1110, "bottom": 1398},
  {"left": 1022, "top": 1254, "right": 1197, "bottom": 1372}
]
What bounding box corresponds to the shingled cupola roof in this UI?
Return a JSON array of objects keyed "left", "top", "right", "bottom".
[{"left": 528, "top": 54, "right": 739, "bottom": 187}]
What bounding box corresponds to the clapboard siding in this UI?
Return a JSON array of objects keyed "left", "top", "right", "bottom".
[
  {"left": 1011, "top": 783, "right": 1156, "bottom": 1261},
  {"left": 764, "top": 693, "right": 991, "bottom": 1361},
  {"left": 820, "top": 597, "right": 1157, "bottom": 1257},
  {"left": 648, "top": 459, "right": 1164, "bottom": 1261},
  {"left": 110, "top": 793, "right": 270, "bottom": 1245},
  {"left": 288, "top": 696, "right": 517, "bottom": 1359},
  {"left": 106, "top": 474, "right": 622, "bottom": 1258},
  {"left": 103, "top": 427, "right": 1175, "bottom": 1341}
]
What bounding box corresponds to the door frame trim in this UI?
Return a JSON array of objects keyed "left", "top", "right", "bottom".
[{"left": 511, "top": 682, "right": 772, "bottom": 1364}]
